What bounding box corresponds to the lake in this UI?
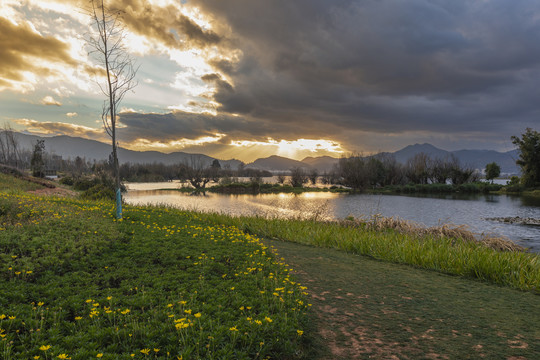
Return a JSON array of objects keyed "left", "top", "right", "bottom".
[{"left": 124, "top": 181, "right": 540, "bottom": 252}]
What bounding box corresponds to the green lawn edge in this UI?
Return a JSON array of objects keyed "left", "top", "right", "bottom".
[{"left": 196, "top": 212, "right": 540, "bottom": 294}]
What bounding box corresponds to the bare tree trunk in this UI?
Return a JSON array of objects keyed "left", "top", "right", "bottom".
[{"left": 88, "top": 0, "right": 137, "bottom": 219}]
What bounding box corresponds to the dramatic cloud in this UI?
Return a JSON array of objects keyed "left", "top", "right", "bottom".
[
  {"left": 117, "top": 110, "right": 344, "bottom": 145},
  {"left": 103, "top": 0, "right": 221, "bottom": 52},
  {"left": 3, "top": 0, "right": 540, "bottom": 160},
  {"left": 192, "top": 0, "right": 540, "bottom": 151},
  {"left": 13, "top": 119, "right": 107, "bottom": 141},
  {"left": 0, "top": 16, "right": 78, "bottom": 92},
  {"left": 41, "top": 96, "right": 62, "bottom": 106}
]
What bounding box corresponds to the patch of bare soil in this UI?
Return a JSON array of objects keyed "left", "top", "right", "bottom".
[{"left": 28, "top": 187, "right": 78, "bottom": 197}]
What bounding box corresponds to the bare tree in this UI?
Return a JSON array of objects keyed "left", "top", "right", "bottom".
[
  {"left": 87, "top": 0, "right": 137, "bottom": 219},
  {"left": 289, "top": 167, "right": 309, "bottom": 187},
  {"left": 308, "top": 168, "right": 319, "bottom": 185},
  {"left": 336, "top": 155, "right": 368, "bottom": 190},
  {"left": 0, "top": 124, "right": 22, "bottom": 168},
  {"left": 405, "top": 152, "right": 430, "bottom": 185},
  {"left": 178, "top": 157, "right": 218, "bottom": 190}
]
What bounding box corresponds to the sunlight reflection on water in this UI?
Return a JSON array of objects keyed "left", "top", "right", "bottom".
[{"left": 124, "top": 186, "right": 540, "bottom": 252}]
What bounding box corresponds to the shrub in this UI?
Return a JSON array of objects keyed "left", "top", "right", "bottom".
[
  {"left": 59, "top": 176, "right": 74, "bottom": 186},
  {"left": 81, "top": 184, "right": 115, "bottom": 200}
]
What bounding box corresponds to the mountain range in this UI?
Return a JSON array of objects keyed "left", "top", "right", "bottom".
[{"left": 9, "top": 132, "right": 519, "bottom": 174}]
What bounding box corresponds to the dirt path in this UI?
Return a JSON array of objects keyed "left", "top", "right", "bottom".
[{"left": 264, "top": 239, "right": 540, "bottom": 359}]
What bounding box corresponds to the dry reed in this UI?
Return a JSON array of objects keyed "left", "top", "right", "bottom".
[{"left": 338, "top": 214, "right": 527, "bottom": 252}]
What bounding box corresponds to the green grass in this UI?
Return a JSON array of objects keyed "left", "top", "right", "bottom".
[
  {"left": 268, "top": 239, "right": 540, "bottom": 359},
  {"left": 523, "top": 189, "right": 540, "bottom": 198},
  {"left": 0, "top": 173, "right": 44, "bottom": 193},
  {"left": 0, "top": 192, "right": 309, "bottom": 359},
  {"left": 196, "top": 213, "right": 540, "bottom": 293},
  {"left": 374, "top": 182, "right": 504, "bottom": 194},
  {"left": 2, "top": 173, "right": 539, "bottom": 359}
]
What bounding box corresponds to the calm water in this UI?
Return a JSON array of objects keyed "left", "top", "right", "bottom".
[{"left": 124, "top": 182, "right": 540, "bottom": 252}]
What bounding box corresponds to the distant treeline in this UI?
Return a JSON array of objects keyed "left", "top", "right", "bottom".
[{"left": 328, "top": 152, "right": 480, "bottom": 190}]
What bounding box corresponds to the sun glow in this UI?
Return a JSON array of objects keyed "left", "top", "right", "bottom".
[{"left": 230, "top": 138, "right": 344, "bottom": 160}]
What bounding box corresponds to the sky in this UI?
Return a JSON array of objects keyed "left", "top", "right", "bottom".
[{"left": 1, "top": 0, "right": 539, "bottom": 163}]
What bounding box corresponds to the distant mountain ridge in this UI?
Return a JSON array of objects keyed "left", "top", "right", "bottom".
[
  {"left": 245, "top": 143, "right": 519, "bottom": 174},
  {"left": 7, "top": 132, "right": 519, "bottom": 174},
  {"left": 11, "top": 132, "right": 242, "bottom": 169},
  {"left": 245, "top": 156, "right": 307, "bottom": 172},
  {"left": 390, "top": 143, "right": 519, "bottom": 174}
]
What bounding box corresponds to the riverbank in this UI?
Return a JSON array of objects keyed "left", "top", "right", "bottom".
[
  {"left": 169, "top": 181, "right": 537, "bottom": 197},
  {"left": 2, "top": 173, "right": 539, "bottom": 358},
  {"left": 197, "top": 212, "right": 540, "bottom": 293},
  {"left": 163, "top": 183, "right": 348, "bottom": 195}
]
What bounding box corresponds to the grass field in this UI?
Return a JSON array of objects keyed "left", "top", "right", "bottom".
[
  {"left": 0, "top": 175, "right": 310, "bottom": 359},
  {"left": 1, "top": 173, "right": 539, "bottom": 359}
]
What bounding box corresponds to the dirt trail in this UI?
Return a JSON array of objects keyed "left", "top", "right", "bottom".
[{"left": 264, "top": 239, "right": 540, "bottom": 360}]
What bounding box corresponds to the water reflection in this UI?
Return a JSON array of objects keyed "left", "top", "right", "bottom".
[{"left": 124, "top": 188, "right": 540, "bottom": 252}]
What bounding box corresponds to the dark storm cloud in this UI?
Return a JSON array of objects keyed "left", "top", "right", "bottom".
[
  {"left": 117, "top": 110, "right": 341, "bottom": 144},
  {"left": 193, "top": 0, "right": 540, "bottom": 145}
]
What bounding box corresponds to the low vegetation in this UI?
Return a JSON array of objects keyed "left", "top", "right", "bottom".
[
  {"left": 198, "top": 212, "right": 540, "bottom": 293},
  {"left": 0, "top": 177, "right": 310, "bottom": 359},
  {"left": 375, "top": 182, "right": 503, "bottom": 194},
  {"left": 207, "top": 182, "right": 346, "bottom": 195}
]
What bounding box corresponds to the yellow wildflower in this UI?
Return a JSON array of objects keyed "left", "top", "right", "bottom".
[
  {"left": 297, "top": 330, "right": 304, "bottom": 336},
  {"left": 97, "top": 354, "right": 103, "bottom": 358},
  {"left": 39, "top": 345, "right": 52, "bottom": 351},
  {"left": 140, "top": 348, "right": 150, "bottom": 355},
  {"left": 57, "top": 354, "right": 70, "bottom": 359}
]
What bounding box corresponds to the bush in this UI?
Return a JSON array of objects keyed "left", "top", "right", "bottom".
[
  {"left": 59, "top": 176, "right": 74, "bottom": 186},
  {"left": 81, "top": 184, "right": 115, "bottom": 200},
  {"left": 73, "top": 177, "right": 99, "bottom": 191},
  {"left": 74, "top": 175, "right": 125, "bottom": 199}
]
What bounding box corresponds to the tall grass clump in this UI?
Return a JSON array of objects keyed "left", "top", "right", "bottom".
[
  {"left": 0, "top": 190, "right": 310, "bottom": 359},
  {"left": 198, "top": 213, "right": 540, "bottom": 293}
]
